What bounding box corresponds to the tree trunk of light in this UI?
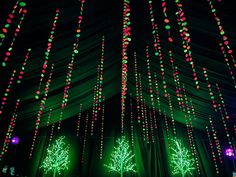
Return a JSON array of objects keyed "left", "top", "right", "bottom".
[
  {"left": 53, "top": 169, "right": 57, "bottom": 177},
  {"left": 182, "top": 174, "right": 184, "bottom": 177},
  {"left": 121, "top": 172, "right": 123, "bottom": 177}
]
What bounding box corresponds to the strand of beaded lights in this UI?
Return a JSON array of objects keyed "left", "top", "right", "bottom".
[
  {"left": 0, "top": 99, "right": 20, "bottom": 160},
  {"left": 121, "top": 0, "right": 131, "bottom": 133},
  {"left": 2, "top": 5, "right": 27, "bottom": 67},
  {"left": 29, "top": 64, "right": 54, "bottom": 158},
  {"left": 35, "top": 9, "right": 60, "bottom": 100},
  {"left": 57, "top": 0, "right": 86, "bottom": 130}
]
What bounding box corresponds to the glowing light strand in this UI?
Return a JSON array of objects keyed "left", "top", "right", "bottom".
[
  {"left": 2, "top": 7, "right": 27, "bottom": 67},
  {"left": 0, "top": 0, "right": 20, "bottom": 46},
  {"left": 57, "top": 0, "right": 86, "bottom": 129},
  {"left": 99, "top": 97, "right": 105, "bottom": 159},
  {"left": 91, "top": 36, "right": 104, "bottom": 135},
  {"left": 121, "top": 0, "right": 131, "bottom": 133},
  {"left": 206, "top": 126, "right": 220, "bottom": 174},
  {"left": 0, "top": 70, "right": 16, "bottom": 115},
  {"left": 16, "top": 48, "right": 31, "bottom": 84},
  {"left": 35, "top": 9, "right": 59, "bottom": 99},
  {"left": 29, "top": 64, "right": 54, "bottom": 158},
  {"left": 76, "top": 104, "right": 83, "bottom": 137},
  {"left": 147, "top": 0, "right": 168, "bottom": 97},
  {"left": 146, "top": 46, "right": 157, "bottom": 130},
  {"left": 202, "top": 68, "right": 218, "bottom": 112},
  {"left": 208, "top": 115, "right": 223, "bottom": 164},
  {"left": 206, "top": 0, "right": 235, "bottom": 66},
  {"left": 174, "top": 0, "right": 199, "bottom": 88},
  {"left": 0, "top": 99, "right": 20, "bottom": 160},
  {"left": 81, "top": 112, "right": 89, "bottom": 164}
]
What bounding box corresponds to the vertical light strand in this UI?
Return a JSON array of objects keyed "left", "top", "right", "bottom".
[
  {"left": 121, "top": 0, "right": 131, "bottom": 133},
  {"left": 0, "top": 0, "right": 20, "bottom": 46},
  {"left": 163, "top": 110, "right": 171, "bottom": 149},
  {"left": 76, "top": 104, "right": 83, "bottom": 136},
  {"left": 0, "top": 99, "right": 20, "bottom": 160},
  {"left": 129, "top": 94, "right": 135, "bottom": 147},
  {"left": 138, "top": 74, "right": 147, "bottom": 142},
  {"left": 29, "top": 64, "right": 54, "bottom": 158},
  {"left": 134, "top": 52, "right": 141, "bottom": 124},
  {"left": 147, "top": 0, "right": 168, "bottom": 97},
  {"left": 46, "top": 108, "right": 53, "bottom": 127},
  {"left": 91, "top": 36, "right": 105, "bottom": 135},
  {"left": 99, "top": 97, "right": 105, "bottom": 160},
  {"left": 81, "top": 111, "right": 89, "bottom": 164},
  {"left": 174, "top": 0, "right": 199, "bottom": 88},
  {"left": 169, "top": 51, "right": 184, "bottom": 112},
  {"left": 35, "top": 9, "right": 60, "bottom": 99},
  {"left": 216, "top": 83, "right": 230, "bottom": 119},
  {"left": 208, "top": 115, "right": 223, "bottom": 164},
  {"left": 0, "top": 49, "right": 31, "bottom": 115},
  {"left": 2, "top": 5, "right": 28, "bottom": 67},
  {"left": 167, "top": 94, "right": 176, "bottom": 135},
  {"left": 143, "top": 99, "right": 150, "bottom": 143},
  {"left": 206, "top": 0, "right": 235, "bottom": 66},
  {"left": 153, "top": 72, "right": 161, "bottom": 116},
  {"left": 182, "top": 84, "right": 201, "bottom": 174},
  {"left": 0, "top": 70, "right": 16, "bottom": 115},
  {"left": 206, "top": 126, "right": 220, "bottom": 174},
  {"left": 48, "top": 123, "right": 55, "bottom": 144},
  {"left": 218, "top": 43, "right": 236, "bottom": 88},
  {"left": 146, "top": 46, "right": 157, "bottom": 130},
  {"left": 16, "top": 48, "right": 31, "bottom": 84},
  {"left": 57, "top": 0, "right": 86, "bottom": 130},
  {"left": 202, "top": 68, "right": 218, "bottom": 112}
]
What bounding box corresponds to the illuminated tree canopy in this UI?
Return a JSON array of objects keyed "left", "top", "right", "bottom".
[
  {"left": 170, "top": 138, "right": 195, "bottom": 177},
  {"left": 40, "top": 136, "right": 70, "bottom": 177},
  {"left": 105, "top": 136, "right": 136, "bottom": 177}
]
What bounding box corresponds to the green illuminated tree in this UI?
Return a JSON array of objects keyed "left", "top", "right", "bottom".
[
  {"left": 105, "top": 136, "right": 136, "bottom": 177},
  {"left": 170, "top": 138, "right": 195, "bottom": 177},
  {"left": 40, "top": 136, "right": 70, "bottom": 177}
]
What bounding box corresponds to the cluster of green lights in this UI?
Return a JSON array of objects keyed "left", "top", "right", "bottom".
[
  {"left": 41, "top": 136, "right": 70, "bottom": 177},
  {"left": 105, "top": 136, "right": 136, "bottom": 177}
]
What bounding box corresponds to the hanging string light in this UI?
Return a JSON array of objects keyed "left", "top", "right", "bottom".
[
  {"left": 46, "top": 108, "right": 53, "bottom": 127},
  {"left": 182, "top": 84, "right": 201, "bottom": 174},
  {"left": 143, "top": 99, "right": 150, "bottom": 143},
  {"left": 153, "top": 72, "right": 161, "bottom": 116},
  {"left": 0, "top": 99, "right": 20, "bottom": 160},
  {"left": 134, "top": 52, "right": 141, "bottom": 124},
  {"left": 91, "top": 36, "right": 104, "bottom": 135},
  {"left": 202, "top": 67, "right": 218, "bottom": 112},
  {"left": 81, "top": 111, "right": 89, "bottom": 164},
  {"left": 208, "top": 115, "right": 223, "bottom": 164},
  {"left": 0, "top": 70, "right": 16, "bottom": 115},
  {"left": 218, "top": 43, "right": 236, "bottom": 88},
  {"left": 163, "top": 110, "right": 171, "bottom": 149},
  {"left": 138, "top": 74, "right": 147, "bottom": 142},
  {"left": 174, "top": 0, "right": 199, "bottom": 89},
  {"left": 76, "top": 104, "right": 83, "bottom": 137},
  {"left": 2, "top": 6, "right": 27, "bottom": 67},
  {"left": 16, "top": 48, "right": 31, "bottom": 84},
  {"left": 206, "top": 126, "right": 220, "bottom": 174},
  {"left": 206, "top": 0, "right": 235, "bottom": 66},
  {"left": 121, "top": 0, "right": 131, "bottom": 133},
  {"left": 57, "top": 0, "right": 86, "bottom": 130},
  {"left": 129, "top": 94, "right": 135, "bottom": 147},
  {"left": 35, "top": 9, "right": 60, "bottom": 99},
  {"left": 29, "top": 64, "right": 54, "bottom": 158},
  {"left": 145, "top": 46, "right": 157, "bottom": 130},
  {"left": 99, "top": 97, "right": 105, "bottom": 160},
  {"left": 147, "top": 0, "right": 168, "bottom": 97},
  {"left": 0, "top": 0, "right": 20, "bottom": 46}
]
